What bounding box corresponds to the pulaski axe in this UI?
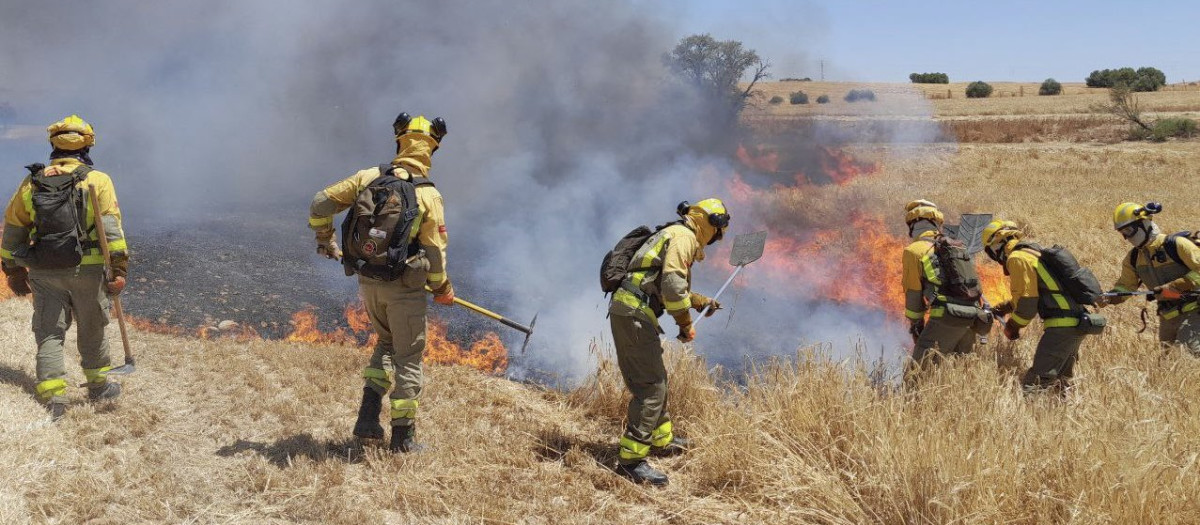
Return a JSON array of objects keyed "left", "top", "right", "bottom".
[
  {"left": 694, "top": 230, "right": 768, "bottom": 328},
  {"left": 88, "top": 185, "right": 135, "bottom": 375},
  {"left": 425, "top": 286, "right": 537, "bottom": 354}
]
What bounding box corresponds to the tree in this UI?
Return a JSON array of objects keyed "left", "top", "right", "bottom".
[
  {"left": 789, "top": 91, "right": 808, "bottom": 104},
  {"left": 1039, "top": 78, "right": 1062, "bottom": 96},
  {"left": 909, "top": 72, "right": 949, "bottom": 84},
  {"left": 816, "top": 94, "right": 830, "bottom": 104},
  {"left": 1093, "top": 84, "right": 1152, "bottom": 133},
  {"left": 965, "top": 81, "right": 993, "bottom": 98},
  {"left": 664, "top": 34, "right": 770, "bottom": 114},
  {"left": 1086, "top": 67, "right": 1166, "bottom": 91}
]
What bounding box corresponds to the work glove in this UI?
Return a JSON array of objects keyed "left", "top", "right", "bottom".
[
  {"left": 431, "top": 279, "right": 455, "bottom": 305},
  {"left": 1003, "top": 319, "right": 1021, "bottom": 341},
  {"left": 3, "top": 264, "right": 31, "bottom": 297},
  {"left": 671, "top": 310, "right": 694, "bottom": 343},
  {"left": 110, "top": 253, "right": 129, "bottom": 279},
  {"left": 991, "top": 301, "right": 1014, "bottom": 317},
  {"left": 1154, "top": 285, "right": 1183, "bottom": 302},
  {"left": 908, "top": 317, "right": 925, "bottom": 343},
  {"left": 689, "top": 292, "right": 721, "bottom": 317},
  {"left": 106, "top": 275, "right": 126, "bottom": 296},
  {"left": 314, "top": 226, "right": 342, "bottom": 260}
]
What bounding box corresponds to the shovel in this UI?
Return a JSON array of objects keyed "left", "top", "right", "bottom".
[
  {"left": 88, "top": 185, "right": 135, "bottom": 375},
  {"left": 694, "top": 230, "right": 767, "bottom": 328},
  {"left": 425, "top": 286, "right": 537, "bottom": 354}
]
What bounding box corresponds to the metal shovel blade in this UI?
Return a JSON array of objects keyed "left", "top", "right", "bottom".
[
  {"left": 729, "top": 230, "right": 768, "bottom": 267},
  {"left": 955, "top": 213, "right": 993, "bottom": 257},
  {"left": 520, "top": 313, "right": 538, "bottom": 354},
  {"left": 106, "top": 360, "right": 136, "bottom": 375}
]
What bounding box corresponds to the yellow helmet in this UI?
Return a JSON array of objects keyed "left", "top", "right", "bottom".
[
  {"left": 1113, "top": 202, "right": 1159, "bottom": 230},
  {"left": 46, "top": 114, "right": 95, "bottom": 151},
  {"left": 392, "top": 113, "right": 447, "bottom": 142},
  {"left": 904, "top": 199, "right": 944, "bottom": 226},
  {"left": 678, "top": 198, "right": 730, "bottom": 245},
  {"left": 982, "top": 219, "right": 1022, "bottom": 247}
]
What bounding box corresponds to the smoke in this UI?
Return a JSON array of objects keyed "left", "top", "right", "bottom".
[{"left": 0, "top": 2, "right": 930, "bottom": 383}]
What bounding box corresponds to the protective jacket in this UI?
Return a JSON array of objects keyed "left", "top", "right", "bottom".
[
  {"left": 2, "top": 158, "right": 128, "bottom": 273},
  {"left": 309, "top": 136, "right": 448, "bottom": 288},
  {"left": 1111, "top": 233, "right": 1200, "bottom": 319},
  {"left": 1003, "top": 242, "right": 1086, "bottom": 328},
  {"left": 609, "top": 216, "right": 711, "bottom": 329},
  {"left": 902, "top": 230, "right": 939, "bottom": 320}
]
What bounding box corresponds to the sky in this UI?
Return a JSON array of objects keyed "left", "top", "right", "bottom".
[{"left": 668, "top": 0, "right": 1200, "bottom": 83}]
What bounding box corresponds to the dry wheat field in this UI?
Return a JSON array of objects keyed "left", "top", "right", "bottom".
[{"left": 2, "top": 87, "right": 1200, "bottom": 523}]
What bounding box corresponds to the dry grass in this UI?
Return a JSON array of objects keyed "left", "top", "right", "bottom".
[{"left": 5, "top": 119, "right": 1200, "bottom": 522}]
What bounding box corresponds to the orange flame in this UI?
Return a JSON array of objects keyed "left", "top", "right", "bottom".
[
  {"left": 282, "top": 303, "right": 508, "bottom": 374},
  {"left": 725, "top": 145, "right": 1009, "bottom": 322}
]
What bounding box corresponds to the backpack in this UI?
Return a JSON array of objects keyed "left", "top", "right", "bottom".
[
  {"left": 931, "top": 235, "right": 981, "bottom": 303},
  {"left": 1130, "top": 231, "right": 1200, "bottom": 267},
  {"left": 1027, "top": 243, "right": 1104, "bottom": 306},
  {"left": 340, "top": 164, "right": 433, "bottom": 281},
  {"left": 599, "top": 222, "right": 680, "bottom": 294},
  {"left": 21, "top": 164, "right": 95, "bottom": 270}
]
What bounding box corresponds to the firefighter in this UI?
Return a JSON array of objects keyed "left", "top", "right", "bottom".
[
  {"left": 607, "top": 198, "right": 727, "bottom": 486},
  {"left": 901, "top": 200, "right": 978, "bottom": 370},
  {"left": 1, "top": 115, "right": 128, "bottom": 420},
  {"left": 982, "top": 220, "right": 1092, "bottom": 394},
  {"left": 308, "top": 113, "right": 452, "bottom": 453},
  {"left": 1100, "top": 202, "right": 1200, "bottom": 354}
]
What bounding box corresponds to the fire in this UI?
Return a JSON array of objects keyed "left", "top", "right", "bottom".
[
  {"left": 734, "top": 143, "right": 878, "bottom": 186},
  {"left": 725, "top": 143, "right": 1010, "bottom": 323},
  {"left": 282, "top": 303, "right": 508, "bottom": 374}
]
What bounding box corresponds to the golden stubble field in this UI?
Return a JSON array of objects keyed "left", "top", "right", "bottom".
[{"left": 2, "top": 88, "right": 1200, "bottom": 523}]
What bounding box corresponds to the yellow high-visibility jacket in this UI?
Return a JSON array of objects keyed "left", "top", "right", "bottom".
[
  {"left": 309, "top": 166, "right": 448, "bottom": 287},
  {"left": 1003, "top": 243, "right": 1083, "bottom": 328},
  {"left": 1111, "top": 233, "right": 1200, "bottom": 318},
  {"left": 901, "top": 230, "right": 938, "bottom": 320},
  {"left": 609, "top": 219, "right": 704, "bottom": 328},
  {"left": 2, "top": 158, "right": 128, "bottom": 269}
]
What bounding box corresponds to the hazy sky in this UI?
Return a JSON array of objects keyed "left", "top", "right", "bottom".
[{"left": 667, "top": 0, "right": 1200, "bottom": 83}]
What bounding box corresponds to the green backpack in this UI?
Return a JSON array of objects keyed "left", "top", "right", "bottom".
[{"left": 340, "top": 164, "right": 434, "bottom": 281}]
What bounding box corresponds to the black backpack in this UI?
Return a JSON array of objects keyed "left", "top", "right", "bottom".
[
  {"left": 1130, "top": 231, "right": 1200, "bottom": 267},
  {"left": 931, "top": 235, "right": 981, "bottom": 302},
  {"left": 599, "top": 222, "right": 680, "bottom": 294},
  {"left": 21, "top": 164, "right": 96, "bottom": 270},
  {"left": 1025, "top": 243, "right": 1103, "bottom": 306},
  {"left": 340, "top": 164, "right": 433, "bottom": 281}
]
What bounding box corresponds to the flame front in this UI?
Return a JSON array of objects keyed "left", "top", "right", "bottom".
[{"left": 283, "top": 303, "right": 508, "bottom": 374}]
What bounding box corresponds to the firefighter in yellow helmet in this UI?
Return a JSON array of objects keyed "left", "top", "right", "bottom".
[
  {"left": 2, "top": 115, "right": 129, "bottom": 420},
  {"left": 308, "top": 113, "right": 452, "bottom": 452},
  {"left": 900, "top": 200, "right": 980, "bottom": 371},
  {"left": 982, "top": 219, "right": 1096, "bottom": 394},
  {"left": 1101, "top": 202, "right": 1200, "bottom": 354},
  {"left": 607, "top": 198, "right": 727, "bottom": 486}
]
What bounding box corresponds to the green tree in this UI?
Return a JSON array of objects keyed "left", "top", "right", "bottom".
[
  {"left": 789, "top": 91, "right": 808, "bottom": 104},
  {"left": 966, "top": 81, "right": 993, "bottom": 98},
  {"left": 664, "top": 34, "right": 770, "bottom": 114},
  {"left": 1039, "top": 78, "right": 1062, "bottom": 96}
]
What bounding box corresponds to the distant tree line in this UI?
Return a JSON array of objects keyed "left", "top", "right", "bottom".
[
  {"left": 909, "top": 72, "right": 949, "bottom": 84},
  {"left": 1086, "top": 67, "right": 1166, "bottom": 92}
]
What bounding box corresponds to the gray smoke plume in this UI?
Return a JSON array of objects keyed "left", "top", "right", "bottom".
[{"left": 0, "top": 2, "right": 922, "bottom": 383}]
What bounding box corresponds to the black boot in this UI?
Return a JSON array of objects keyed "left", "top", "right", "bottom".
[
  {"left": 389, "top": 423, "right": 424, "bottom": 453},
  {"left": 49, "top": 402, "right": 67, "bottom": 422},
  {"left": 87, "top": 382, "right": 121, "bottom": 402},
  {"left": 352, "top": 387, "right": 385, "bottom": 440},
  {"left": 652, "top": 436, "right": 691, "bottom": 457},
  {"left": 617, "top": 460, "right": 669, "bottom": 486}
]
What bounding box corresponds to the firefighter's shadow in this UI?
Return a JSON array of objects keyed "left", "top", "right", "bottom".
[
  {"left": 0, "top": 363, "right": 38, "bottom": 397},
  {"left": 216, "top": 434, "right": 367, "bottom": 467},
  {"left": 534, "top": 428, "right": 619, "bottom": 470}
]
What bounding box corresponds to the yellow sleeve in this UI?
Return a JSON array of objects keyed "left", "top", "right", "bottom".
[
  {"left": 1, "top": 179, "right": 33, "bottom": 262},
  {"left": 417, "top": 187, "right": 448, "bottom": 285},
  {"left": 660, "top": 232, "right": 696, "bottom": 314},
  {"left": 1166, "top": 237, "right": 1200, "bottom": 291},
  {"left": 1109, "top": 252, "right": 1141, "bottom": 303},
  {"left": 309, "top": 169, "right": 375, "bottom": 231},
  {"left": 901, "top": 243, "right": 928, "bottom": 319},
  {"left": 1006, "top": 254, "right": 1040, "bottom": 326},
  {"left": 88, "top": 171, "right": 127, "bottom": 255}
]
